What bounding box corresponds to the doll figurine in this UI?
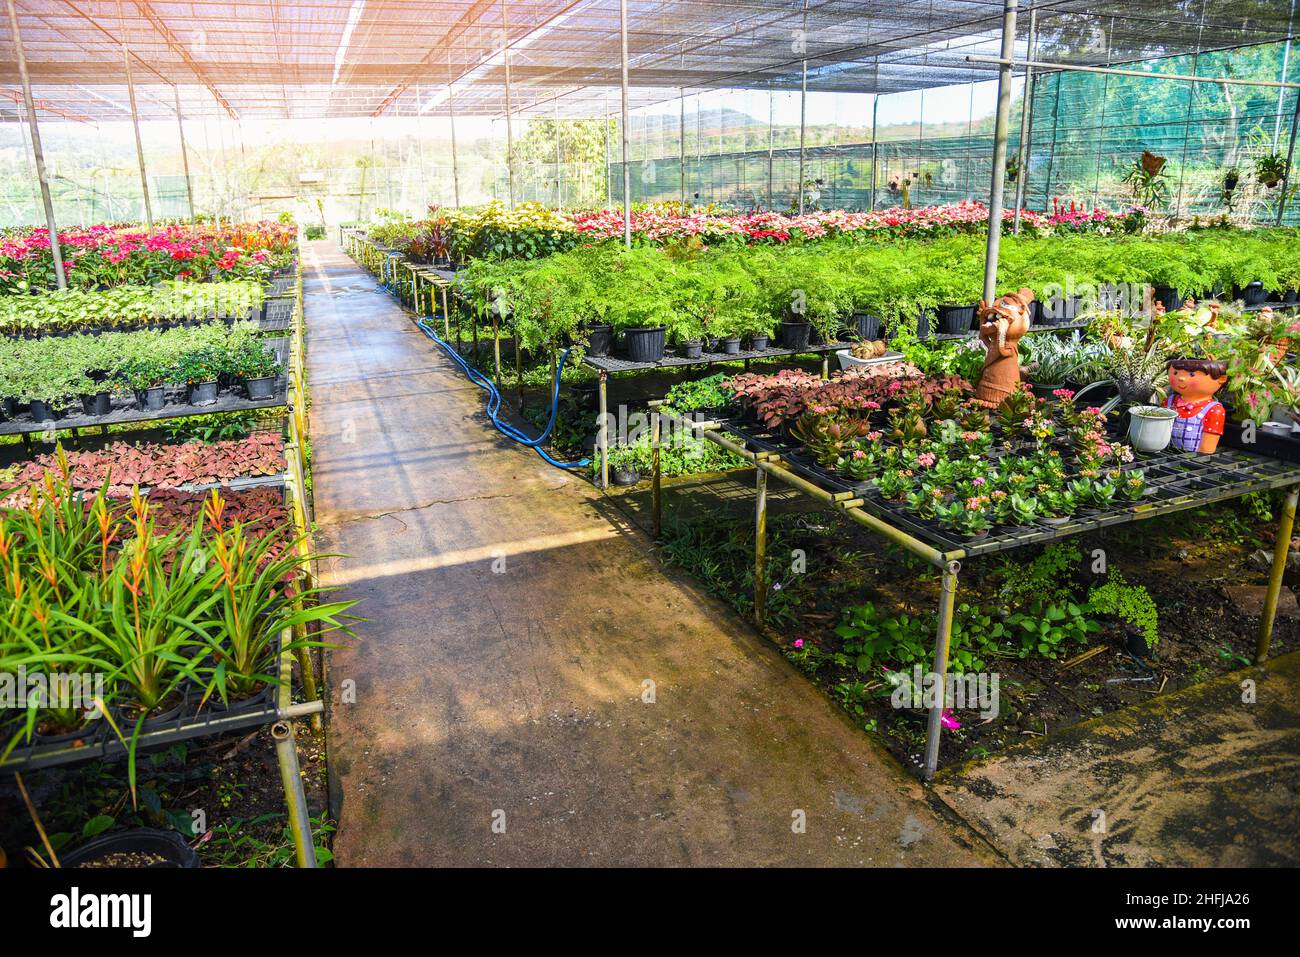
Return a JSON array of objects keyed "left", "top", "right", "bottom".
[
  {"left": 1166, "top": 357, "right": 1228, "bottom": 453},
  {"left": 974, "top": 287, "right": 1034, "bottom": 408}
]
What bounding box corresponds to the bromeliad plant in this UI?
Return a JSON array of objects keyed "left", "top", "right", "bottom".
[{"left": 0, "top": 465, "right": 360, "bottom": 799}]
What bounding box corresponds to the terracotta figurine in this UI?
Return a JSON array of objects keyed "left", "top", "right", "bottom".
[
  {"left": 974, "top": 287, "right": 1035, "bottom": 408},
  {"left": 1166, "top": 357, "right": 1228, "bottom": 453}
]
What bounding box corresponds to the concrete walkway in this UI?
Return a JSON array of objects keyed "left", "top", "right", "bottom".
[{"left": 304, "top": 241, "right": 993, "bottom": 867}]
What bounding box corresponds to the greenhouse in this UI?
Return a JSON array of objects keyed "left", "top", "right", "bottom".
[{"left": 0, "top": 0, "right": 1298, "bottom": 906}]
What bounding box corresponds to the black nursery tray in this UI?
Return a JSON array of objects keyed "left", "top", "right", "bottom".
[
  {"left": 0, "top": 677, "right": 283, "bottom": 773},
  {"left": 716, "top": 414, "right": 1300, "bottom": 558}
]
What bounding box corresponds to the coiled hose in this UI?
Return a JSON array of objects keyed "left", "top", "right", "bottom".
[{"left": 416, "top": 318, "right": 591, "bottom": 470}]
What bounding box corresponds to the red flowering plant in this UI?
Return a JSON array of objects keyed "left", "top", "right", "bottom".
[{"left": 0, "top": 221, "right": 295, "bottom": 292}]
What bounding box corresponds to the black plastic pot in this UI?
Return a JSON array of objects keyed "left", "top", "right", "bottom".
[
  {"left": 612, "top": 465, "right": 641, "bottom": 486},
  {"left": 1123, "top": 625, "right": 1149, "bottom": 658},
  {"left": 853, "top": 313, "right": 882, "bottom": 341},
  {"left": 1, "top": 397, "right": 17, "bottom": 418},
  {"left": 719, "top": 337, "right": 742, "bottom": 356},
  {"left": 915, "top": 309, "right": 933, "bottom": 338},
  {"left": 585, "top": 324, "right": 614, "bottom": 357},
  {"left": 749, "top": 334, "right": 769, "bottom": 351},
  {"left": 1029, "top": 381, "right": 1064, "bottom": 401},
  {"left": 780, "top": 320, "right": 812, "bottom": 352},
  {"left": 30, "top": 399, "right": 58, "bottom": 423},
  {"left": 244, "top": 376, "right": 276, "bottom": 401},
  {"left": 137, "top": 386, "right": 166, "bottom": 412},
  {"left": 1037, "top": 294, "right": 1079, "bottom": 325},
  {"left": 61, "top": 828, "right": 200, "bottom": 869},
  {"left": 188, "top": 380, "right": 219, "bottom": 406},
  {"left": 681, "top": 340, "right": 703, "bottom": 360},
  {"left": 1151, "top": 285, "right": 1183, "bottom": 313},
  {"left": 79, "top": 391, "right": 112, "bottom": 416},
  {"left": 936, "top": 304, "right": 976, "bottom": 335},
  {"left": 1233, "top": 281, "right": 1268, "bottom": 306},
  {"left": 622, "top": 326, "right": 666, "bottom": 363}
]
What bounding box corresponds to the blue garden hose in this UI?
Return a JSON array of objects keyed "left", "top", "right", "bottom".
[{"left": 416, "top": 318, "right": 591, "bottom": 470}]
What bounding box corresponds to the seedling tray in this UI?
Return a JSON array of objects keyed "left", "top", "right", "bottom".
[{"left": 716, "top": 414, "right": 1300, "bottom": 557}]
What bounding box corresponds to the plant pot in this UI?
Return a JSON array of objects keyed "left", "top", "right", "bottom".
[
  {"left": 680, "top": 340, "right": 703, "bottom": 360},
  {"left": 60, "top": 828, "right": 200, "bottom": 869},
  {"left": 749, "top": 334, "right": 769, "bottom": 351},
  {"left": 622, "top": 326, "right": 666, "bottom": 363},
  {"left": 1234, "top": 281, "right": 1268, "bottom": 306},
  {"left": 30, "top": 399, "right": 59, "bottom": 423},
  {"left": 80, "top": 391, "right": 112, "bottom": 416},
  {"left": 612, "top": 465, "right": 640, "bottom": 486},
  {"left": 584, "top": 324, "right": 614, "bottom": 357},
  {"left": 244, "top": 375, "right": 276, "bottom": 400},
  {"left": 1037, "top": 294, "right": 1078, "bottom": 325},
  {"left": 136, "top": 386, "right": 166, "bottom": 412},
  {"left": 1127, "top": 405, "right": 1176, "bottom": 452},
  {"left": 915, "top": 309, "right": 933, "bottom": 338},
  {"left": 1151, "top": 285, "right": 1183, "bottom": 314},
  {"left": 853, "top": 313, "right": 882, "bottom": 341},
  {"left": 1, "top": 397, "right": 17, "bottom": 419},
  {"left": 936, "top": 304, "right": 977, "bottom": 335},
  {"left": 779, "top": 320, "right": 812, "bottom": 352},
  {"left": 719, "top": 337, "right": 741, "bottom": 356},
  {"left": 188, "top": 380, "right": 219, "bottom": 406},
  {"left": 1122, "top": 625, "right": 1149, "bottom": 658},
  {"left": 1039, "top": 515, "right": 1072, "bottom": 526},
  {"left": 1030, "top": 381, "right": 1064, "bottom": 401}
]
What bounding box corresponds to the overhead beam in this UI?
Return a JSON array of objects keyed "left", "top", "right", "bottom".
[
  {"left": 130, "top": 0, "right": 240, "bottom": 118},
  {"left": 0, "top": 86, "right": 93, "bottom": 123}
]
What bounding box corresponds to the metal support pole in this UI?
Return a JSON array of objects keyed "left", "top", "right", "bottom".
[
  {"left": 502, "top": 0, "right": 516, "bottom": 208},
  {"left": 117, "top": 0, "right": 153, "bottom": 230},
  {"left": 1012, "top": 8, "right": 1037, "bottom": 234},
  {"left": 982, "top": 0, "right": 1019, "bottom": 304},
  {"left": 923, "top": 560, "right": 961, "bottom": 781},
  {"left": 795, "top": 5, "right": 806, "bottom": 215},
  {"left": 1277, "top": 87, "right": 1300, "bottom": 225},
  {"left": 619, "top": 0, "right": 632, "bottom": 247},
  {"left": 493, "top": 317, "right": 502, "bottom": 386},
  {"left": 680, "top": 87, "right": 687, "bottom": 206},
  {"left": 447, "top": 49, "right": 462, "bottom": 207},
  {"left": 767, "top": 89, "right": 775, "bottom": 210},
  {"left": 754, "top": 465, "right": 768, "bottom": 626},
  {"left": 173, "top": 86, "right": 196, "bottom": 224},
  {"left": 1274, "top": 0, "right": 1297, "bottom": 148},
  {"left": 652, "top": 413, "right": 662, "bottom": 538},
  {"left": 5, "top": 0, "right": 66, "bottom": 290},
  {"left": 1257, "top": 486, "right": 1298, "bottom": 663},
  {"left": 868, "top": 93, "right": 879, "bottom": 211},
  {"left": 598, "top": 371, "right": 610, "bottom": 489},
  {"left": 272, "top": 719, "right": 316, "bottom": 867}
]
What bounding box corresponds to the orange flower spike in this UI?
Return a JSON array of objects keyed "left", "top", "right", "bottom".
[{"left": 203, "top": 489, "right": 226, "bottom": 530}]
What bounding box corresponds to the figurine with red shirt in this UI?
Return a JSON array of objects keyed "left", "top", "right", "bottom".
[{"left": 1165, "top": 357, "right": 1228, "bottom": 453}]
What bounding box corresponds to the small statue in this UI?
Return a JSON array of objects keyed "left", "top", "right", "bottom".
[
  {"left": 1166, "top": 357, "right": 1228, "bottom": 453},
  {"left": 974, "top": 287, "right": 1034, "bottom": 408}
]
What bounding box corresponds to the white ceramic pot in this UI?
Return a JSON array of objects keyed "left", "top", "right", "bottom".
[
  {"left": 836, "top": 348, "right": 899, "bottom": 371},
  {"left": 1127, "top": 405, "right": 1177, "bottom": 453}
]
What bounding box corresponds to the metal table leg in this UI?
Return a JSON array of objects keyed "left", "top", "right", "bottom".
[
  {"left": 598, "top": 371, "right": 609, "bottom": 490},
  {"left": 923, "top": 560, "right": 961, "bottom": 781},
  {"left": 1257, "top": 485, "right": 1299, "bottom": 663}
]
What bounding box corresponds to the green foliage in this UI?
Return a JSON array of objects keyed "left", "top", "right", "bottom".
[
  {"left": 0, "top": 281, "right": 264, "bottom": 335},
  {"left": 1087, "top": 569, "right": 1160, "bottom": 649}
]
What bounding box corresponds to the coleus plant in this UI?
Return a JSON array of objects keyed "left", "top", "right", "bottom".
[{"left": 1, "top": 434, "right": 285, "bottom": 496}]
